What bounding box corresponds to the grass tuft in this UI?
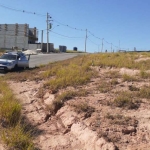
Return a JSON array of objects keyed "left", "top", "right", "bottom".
[
  {"left": 138, "top": 86, "right": 150, "bottom": 99},
  {"left": 1, "top": 124, "right": 34, "bottom": 150},
  {"left": 0, "top": 79, "right": 35, "bottom": 149},
  {"left": 48, "top": 90, "right": 88, "bottom": 115},
  {"left": 122, "top": 74, "right": 137, "bottom": 82},
  {"left": 113, "top": 91, "right": 139, "bottom": 109}
]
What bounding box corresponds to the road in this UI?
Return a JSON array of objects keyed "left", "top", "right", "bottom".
[
  {"left": 0, "top": 53, "right": 82, "bottom": 75},
  {"left": 29, "top": 53, "right": 81, "bottom": 68}
]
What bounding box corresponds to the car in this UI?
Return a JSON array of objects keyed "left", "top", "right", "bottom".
[{"left": 0, "top": 51, "right": 30, "bottom": 71}]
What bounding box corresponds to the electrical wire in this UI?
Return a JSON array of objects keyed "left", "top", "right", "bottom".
[
  {"left": 0, "top": 3, "right": 120, "bottom": 50},
  {"left": 0, "top": 3, "right": 45, "bottom": 16},
  {"left": 51, "top": 30, "right": 84, "bottom": 39},
  {"left": 53, "top": 19, "right": 85, "bottom": 31},
  {"left": 87, "top": 37, "right": 99, "bottom": 46}
]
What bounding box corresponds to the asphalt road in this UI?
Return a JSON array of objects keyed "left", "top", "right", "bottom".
[
  {"left": 29, "top": 53, "right": 80, "bottom": 68},
  {"left": 0, "top": 53, "right": 82, "bottom": 75}
]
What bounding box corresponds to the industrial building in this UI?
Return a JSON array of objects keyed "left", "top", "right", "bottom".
[
  {"left": 0, "top": 24, "right": 54, "bottom": 52},
  {"left": 0, "top": 24, "right": 38, "bottom": 50}
]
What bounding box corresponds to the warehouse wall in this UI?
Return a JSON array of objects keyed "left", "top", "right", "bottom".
[
  {"left": 28, "top": 43, "right": 41, "bottom": 50},
  {"left": 0, "top": 24, "right": 29, "bottom": 50}
]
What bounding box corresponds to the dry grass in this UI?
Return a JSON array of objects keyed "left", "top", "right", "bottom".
[
  {"left": 97, "top": 81, "right": 112, "bottom": 93},
  {"left": 1, "top": 52, "right": 150, "bottom": 149},
  {"left": 0, "top": 78, "right": 35, "bottom": 150},
  {"left": 105, "top": 113, "right": 134, "bottom": 125},
  {"left": 72, "top": 102, "right": 95, "bottom": 118},
  {"left": 113, "top": 91, "right": 139, "bottom": 109},
  {"left": 122, "top": 74, "right": 137, "bottom": 82},
  {"left": 48, "top": 90, "right": 88, "bottom": 115},
  {"left": 138, "top": 86, "right": 150, "bottom": 99},
  {"left": 1, "top": 124, "right": 34, "bottom": 150},
  {"left": 139, "top": 70, "right": 150, "bottom": 79},
  {"left": 43, "top": 60, "right": 96, "bottom": 91}
]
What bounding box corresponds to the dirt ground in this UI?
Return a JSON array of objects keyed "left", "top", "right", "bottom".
[{"left": 6, "top": 67, "right": 150, "bottom": 150}]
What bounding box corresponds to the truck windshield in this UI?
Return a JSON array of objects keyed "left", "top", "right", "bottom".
[{"left": 0, "top": 54, "right": 17, "bottom": 60}]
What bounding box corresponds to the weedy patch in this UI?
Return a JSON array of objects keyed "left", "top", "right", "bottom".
[
  {"left": 122, "top": 74, "right": 137, "bottom": 82},
  {"left": 0, "top": 80, "right": 21, "bottom": 126},
  {"left": 97, "top": 81, "right": 112, "bottom": 93},
  {"left": 44, "top": 63, "right": 95, "bottom": 91},
  {"left": 1, "top": 124, "right": 34, "bottom": 150},
  {"left": 110, "top": 79, "right": 119, "bottom": 85},
  {"left": 128, "top": 85, "right": 139, "bottom": 91},
  {"left": 138, "top": 86, "right": 150, "bottom": 99},
  {"left": 106, "top": 70, "right": 121, "bottom": 79},
  {"left": 47, "top": 90, "right": 88, "bottom": 115},
  {"left": 139, "top": 70, "right": 150, "bottom": 79},
  {"left": 113, "top": 91, "right": 139, "bottom": 109},
  {"left": 0, "top": 78, "right": 35, "bottom": 150},
  {"left": 105, "top": 113, "right": 137, "bottom": 126},
  {"left": 72, "top": 102, "right": 95, "bottom": 118}
]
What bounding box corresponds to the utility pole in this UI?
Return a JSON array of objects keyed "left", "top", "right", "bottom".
[
  {"left": 46, "top": 13, "right": 52, "bottom": 53},
  {"left": 46, "top": 13, "right": 49, "bottom": 53},
  {"left": 111, "top": 43, "right": 112, "bottom": 52},
  {"left": 85, "top": 29, "right": 87, "bottom": 52},
  {"left": 41, "top": 30, "right": 43, "bottom": 51},
  {"left": 101, "top": 38, "right": 104, "bottom": 53}
]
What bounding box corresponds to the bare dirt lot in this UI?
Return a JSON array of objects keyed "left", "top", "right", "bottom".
[{"left": 7, "top": 66, "right": 150, "bottom": 150}]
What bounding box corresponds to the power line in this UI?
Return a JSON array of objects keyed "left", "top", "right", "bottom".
[
  {"left": 0, "top": 3, "right": 120, "bottom": 52},
  {"left": 0, "top": 3, "right": 45, "bottom": 17},
  {"left": 51, "top": 30, "right": 84, "bottom": 39},
  {"left": 87, "top": 37, "right": 99, "bottom": 46},
  {"left": 88, "top": 31, "right": 102, "bottom": 40},
  {"left": 53, "top": 19, "right": 85, "bottom": 31}
]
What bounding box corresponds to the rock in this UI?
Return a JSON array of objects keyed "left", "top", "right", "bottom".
[
  {"left": 122, "top": 126, "right": 136, "bottom": 135},
  {"left": 71, "top": 122, "right": 116, "bottom": 150},
  {"left": 43, "top": 94, "right": 55, "bottom": 105}
]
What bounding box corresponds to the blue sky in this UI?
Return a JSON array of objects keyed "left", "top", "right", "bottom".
[{"left": 0, "top": 0, "right": 150, "bottom": 52}]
